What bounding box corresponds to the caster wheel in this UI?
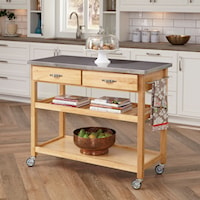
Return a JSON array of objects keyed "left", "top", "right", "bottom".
[
  {"left": 131, "top": 179, "right": 143, "bottom": 190},
  {"left": 155, "top": 164, "right": 164, "bottom": 175},
  {"left": 26, "top": 157, "right": 35, "bottom": 167}
]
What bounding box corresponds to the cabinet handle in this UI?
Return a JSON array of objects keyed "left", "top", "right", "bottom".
[
  {"left": 49, "top": 74, "right": 63, "bottom": 78},
  {"left": 178, "top": 57, "right": 182, "bottom": 71},
  {"left": 0, "top": 44, "right": 8, "bottom": 47},
  {"left": 102, "top": 79, "right": 117, "bottom": 84},
  {"left": 146, "top": 53, "right": 160, "bottom": 56},
  {"left": 0, "top": 76, "right": 8, "bottom": 79},
  {"left": 0, "top": 60, "right": 8, "bottom": 63},
  {"left": 108, "top": 52, "right": 123, "bottom": 56}
]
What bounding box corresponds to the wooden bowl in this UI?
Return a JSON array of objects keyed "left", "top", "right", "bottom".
[
  {"left": 73, "top": 127, "right": 116, "bottom": 156},
  {"left": 166, "top": 35, "right": 190, "bottom": 45}
]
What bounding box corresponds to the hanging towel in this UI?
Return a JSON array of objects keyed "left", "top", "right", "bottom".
[{"left": 151, "top": 78, "right": 168, "bottom": 131}]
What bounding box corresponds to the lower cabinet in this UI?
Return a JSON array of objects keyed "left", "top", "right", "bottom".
[
  {"left": 131, "top": 49, "right": 178, "bottom": 115},
  {"left": 0, "top": 41, "right": 30, "bottom": 101},
  {"left": 177, "top": 52, "right": 200, "bottom": 119},
  {"left": 30, "top": 43, "right": 87, "bottom": 99}
]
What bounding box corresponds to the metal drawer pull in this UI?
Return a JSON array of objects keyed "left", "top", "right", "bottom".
[
  {"left": 49, "top": 74, "right": 63, "bottom": 78},
  {"left": 146, "top": 53, "right": 160, "bottom": 56},
  {"left": 0, "top": 76, "right": 8, "bottom": 79},
  {"left": 0, "top": 60, "right": 8, "bottom": 63},
  {"left": 102, "top": 79, "right": 117, "bottom": 83},
  {"left": 0, "top": 44, "right": 8, "bottom": 47}
]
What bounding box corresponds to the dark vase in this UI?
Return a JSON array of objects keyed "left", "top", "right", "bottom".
[{"left": 35, "top": 13, "right": 41, "bottom": 34}]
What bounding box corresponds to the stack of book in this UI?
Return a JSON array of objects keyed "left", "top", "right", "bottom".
[
  {"left": 90, "top": 96, "right": 133, "bottom": 113},
  {"left": 52, "top": 95, "right": 90, "bottom": 107}
]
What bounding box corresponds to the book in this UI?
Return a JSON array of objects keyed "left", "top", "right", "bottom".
[
  {"left": 52, "top": 99, "right": 90, "bottom": 106},
  {"left": 90, "top": 104, "right": 133, "bottom": 113},
  {"left": 90, "top": 103, "right": 132, "bottom": 110},
  {"left": 54, "top": 95, "right": 89, "bottom": 102},
  {"left": 91, "top": 96, "right": 131, "bottom": 108}
]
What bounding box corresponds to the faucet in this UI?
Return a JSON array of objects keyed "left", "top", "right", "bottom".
[{"left": 69, "top": 12, "right": 82, "bottom": 39}]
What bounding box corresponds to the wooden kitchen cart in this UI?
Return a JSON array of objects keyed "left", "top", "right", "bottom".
[{"left": 27, "top": 55, "right": 171, "bottom": 189}]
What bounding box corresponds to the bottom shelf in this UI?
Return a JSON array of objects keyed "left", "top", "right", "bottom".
[{"left": 35, "top": 136, "right": 161, "bottom": 173}]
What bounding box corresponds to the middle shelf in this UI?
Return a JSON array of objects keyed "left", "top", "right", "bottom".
[{"left": 35, "top": 98, "right": 151, "bottom": 123}]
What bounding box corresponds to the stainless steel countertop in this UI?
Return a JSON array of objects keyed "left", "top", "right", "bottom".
[
  {"left": 1, "top": 35, "right": 200, "bottom": 52},
  {"left": 29, "top": 55, "right": 171, "bottom": 75}
]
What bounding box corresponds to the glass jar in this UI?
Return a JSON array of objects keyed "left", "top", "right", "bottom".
[{"left": 86, "top": 34, "right": 119, "bottom": 50}]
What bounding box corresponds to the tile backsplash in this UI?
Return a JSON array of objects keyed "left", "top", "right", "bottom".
[
  {"left": 0, "top": 9, "right": 27, "bottom": 36},
  {"left": 129, "top": 12, "right": 200, "bottom": 44}
]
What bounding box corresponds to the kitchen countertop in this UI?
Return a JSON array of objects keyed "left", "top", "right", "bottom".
[
  {"left": 28, "top": 55, "right": 171, "bottom": 75},
  {"left": 1, "top": 35, "right": 200, "bottom": 52}
]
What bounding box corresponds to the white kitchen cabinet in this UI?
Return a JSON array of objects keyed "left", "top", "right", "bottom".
[
  {"left": 86, "top": 48, "right": 135, "bottom": 101},
  {"left": 0, "top": 41, "right": 30, "bottom": 100},
  {"left": 86, "top": 48, "right": 131, "bottom": 60},
  {"left": 131, "top": 49, "right": 178, "bottom": 115},
  {"left": 119, "top": 0, "right": 200, "bottom": 12},
  {"left": 0, "top": 0, "right": 27, "bottom": 9},
  {"left": 27, "top": 0, "right": 55, "bottom": 38},
  {"left": 100, "top": 0, "right": 117, "bottom": 35},
  {"left": 177, "top": 52, "right": 200, "bottom": 119},
  {"left": 30, "top": 43, "right": 87, "bottom": 98}
]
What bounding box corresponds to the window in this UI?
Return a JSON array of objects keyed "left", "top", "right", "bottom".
[{"left": 56, "top": 0, "right": 100, "bottom": 38}]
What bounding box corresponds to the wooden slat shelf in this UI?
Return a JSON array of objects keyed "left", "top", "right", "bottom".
[
  {"left": 35, "top": 98, "right": 151, "bottom": 123},
  {"left": 35, "top": 136, "right": 161, "bottom": 173}
]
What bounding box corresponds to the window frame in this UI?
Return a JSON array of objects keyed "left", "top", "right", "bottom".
[{"left": 55, "top": 0, "right": 100, "bottom": 38}]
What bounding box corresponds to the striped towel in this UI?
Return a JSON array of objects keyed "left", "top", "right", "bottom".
[{"left": 151, "top": 78, "right": 168, "bottom": 131}]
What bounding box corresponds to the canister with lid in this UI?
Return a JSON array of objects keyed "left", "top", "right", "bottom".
[
  {"left": 132, "top": 29, "right": 141, "bottom": 42},
  {"left": 142, "top": 29, "right": 150, "bottom": 43},
  {"left": 151, "top": 30, "right": 160, "bottom": 43}
]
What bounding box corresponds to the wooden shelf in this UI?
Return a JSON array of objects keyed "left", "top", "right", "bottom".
[
  {"left": 35, "top": 136, "right": 161, "bottom": 173},
  {"left": 35, "top": 99, "right": 151, "bottom": 123}
]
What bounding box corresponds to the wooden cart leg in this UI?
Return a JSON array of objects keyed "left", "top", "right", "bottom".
[
  {"left": 136, "top": 75, "right": 145, "bottom": 180},
  {"left": 59, "top": 84, "right": 66, "bottom": 137},
  {"left": 160, "top": 129, "right": 167, "bottom": 164},
  {"left": 30, "top": 80, "right": 38, "bottom": 157}
]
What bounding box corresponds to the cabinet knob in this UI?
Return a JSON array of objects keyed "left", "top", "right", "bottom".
[
  {"left": 49, "top": 74, "right": 63, "bottom": 78},
  {"left": 102, "top": 79, "right": 117, "bottom": 84}
]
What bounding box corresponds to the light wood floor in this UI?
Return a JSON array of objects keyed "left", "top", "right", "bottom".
[{"left": 0, "top": 100, "right": 200, "bottom": 200}]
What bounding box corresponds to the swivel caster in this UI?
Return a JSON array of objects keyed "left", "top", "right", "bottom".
[
  {"left": 155, "top": 164, "right": 165, "bottom": 175},
  {"left": 26, "top": 156, "right": 36, "bottom": 167},
  {"left": 131, "top": 179, "right": 143, "bottom": 190}
]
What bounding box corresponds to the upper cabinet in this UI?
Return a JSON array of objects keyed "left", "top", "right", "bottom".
[
  {"left": 100, "top": 0, "right": 117, "bottom": 35},
  {"left": 27, "top": 0, "right": 55, "bottom": 38},
  {"left": 119, "top": 0, "right": 200, "bottom": 12},
  {"left": 0, "top": 0, "right": 27, "bottom": 9}
]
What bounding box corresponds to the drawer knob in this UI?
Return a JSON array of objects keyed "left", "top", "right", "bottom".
[
  {"left": 102, "top": 79, "right": 117, "bottom": 84},
  {"left": 49, "top": 74, "right": 63, "bottom": 78}
]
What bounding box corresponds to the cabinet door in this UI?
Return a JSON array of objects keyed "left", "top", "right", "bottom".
[
  {"left": 156, "top": 0, "right": 187, "bottom": 6},
  {"left": 27, "top": 0, "right": 55, "bottom": 38},
  {"left": 58, "top": 44, "right": 87, "bottom": 96},
  {"left": 178, "top": 52, "right": 200, "bottom": 118},
  {"left": 58, "top": 45, "right": 86, "bottom": 57},
  {"left": 131, "top": 49, "right": 177, "bottom": 115},
  {"left": 30, "top": 43, "right": 58, "bottom": 98},
  {"left": 0, "top": 0, "right": 27, "bottom": 9}
]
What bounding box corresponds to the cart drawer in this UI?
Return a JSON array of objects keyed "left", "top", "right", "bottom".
[
  {"left": 82, "top": 71, "right": 138, "bottom": 91},
  {"left": 32, "top": 66, "right": 81, "bottom": 85}
]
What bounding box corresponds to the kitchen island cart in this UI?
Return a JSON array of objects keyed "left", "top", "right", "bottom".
[{"left": 27, "top": 55, "right": 171, "bottom": 189}]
